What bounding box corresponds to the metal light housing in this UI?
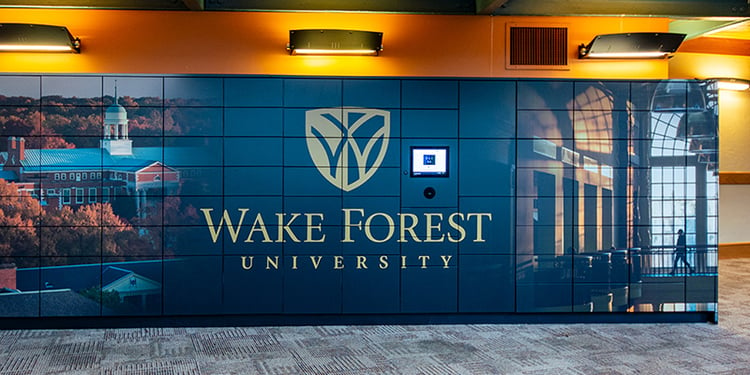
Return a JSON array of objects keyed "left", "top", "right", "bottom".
[
  {"left": 287, "top": 29, "right": 383, "bottom": 56},
  {"left": 578, "top": 32, "right": 685, "bottom": 59},
  {"left": 0, "top": 23, "right": 80, "bottom": 53}
]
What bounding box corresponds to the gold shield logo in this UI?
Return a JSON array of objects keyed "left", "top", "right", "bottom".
[{"left": 306, "top": 108, "right": 390, "bottom": 192}]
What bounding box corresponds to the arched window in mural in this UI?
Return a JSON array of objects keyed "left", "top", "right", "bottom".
[{"left": 648, "top": 81, "right": 719, "bottom": 275}]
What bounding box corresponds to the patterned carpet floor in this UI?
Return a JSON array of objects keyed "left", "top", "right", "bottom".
[{"left": 1, "top": 258, "right": 749, "bottom": 375}]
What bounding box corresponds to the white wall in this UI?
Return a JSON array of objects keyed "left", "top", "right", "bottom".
[
  {"left": 720, "top": 185, "right": 750, "bottom": 244},
  {"left": 719, "top": 89, "right": 750, "bottom": 172}
]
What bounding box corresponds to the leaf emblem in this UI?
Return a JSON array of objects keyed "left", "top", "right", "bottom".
[{"left": 306, "top": 108, "right": 390, "bottom": 192}]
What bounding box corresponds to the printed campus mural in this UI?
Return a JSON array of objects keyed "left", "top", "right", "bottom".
[{"left": 0, "top": 76, "right": 718, "bottom": 319}]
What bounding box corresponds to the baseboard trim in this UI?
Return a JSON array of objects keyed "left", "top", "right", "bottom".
[
  {"left": 719, "top": 172, "right": 750, "bottom": 185},
  {"left": 719, "top": 243, "right": 750, "bottom": 259}
]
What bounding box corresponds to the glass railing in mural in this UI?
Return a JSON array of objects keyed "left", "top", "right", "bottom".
[
  {"left": 639, "top": 245, "right": 718, "bottom": 277},
  {"left": 516, "top": 246, "right": 717, "bottom": 313}
]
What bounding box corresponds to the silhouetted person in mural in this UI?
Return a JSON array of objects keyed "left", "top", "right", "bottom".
[{"left": 670, "top": 229, "right": 694, "bottom": 275}]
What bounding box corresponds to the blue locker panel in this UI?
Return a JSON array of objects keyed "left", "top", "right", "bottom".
[
  {"left": 40, "top": 257, "right": 101, "bottom": 317},
  {"left": 343, "top": 258, "right": 400, "bottom": 313},
  {"left": 342, "top": 227, "right": 400, "bottom": 255},
  {"left": 516, "top": 254, "right": 573, "bottom": 283},
  {"left": 630, "top": 81, "right": 660, "bottom": 112},
  {"left": 515, "top": 140, "right": 574, "bottom": 170},
  {"left": 41, "top": 107, "right": 102, "bottom": 137},
  {"left": 575, "top": 130, "right": 629, "bottom": 169},
  {"left": 225, "top": 137, "right": 282, "bottom": 166},
  {"left": 572, "top": 111, "right": 630, "bottom": 141},
  {"left": 223, "top": 255, "right": 283, "bottom": 313},
  {"left": 459, "top": 80, "right": 516, "bottom": 139},
  {"left": 224, "top": 78, "right": 283, "bottom": 107},
  {"left": 163, "top": 256, "right": 223, "bottom": 315},
  {"left": 0, "top": 257, "right": 39, "bottom": 317},
  {"left": 341, "top": 166, "right": 401, "bottom": 197},
  {"left": 646, "top": 81, "right": 691, "bottom": 113},
  {"left": 458, "top": 139, "right": 515, "bottom": 197},
  {"left": 573, "top": 81, "right": 630, "bottom": 111},
  {"left": 37, "top": 138, "right": 102, "bottom": 169},
  {"left": 517, "top": 81, "right": 573, "bottom": 111},
  {"left": 163, "top": 225, "right": 222, "bottom": 256},
  {"left": 342, "top": 196, "right": 400, "bottom": 218},
  {"left": 283, "top": 196, "right": 342, "bottom": 225},
  {"left": 686, "top": 276, "right": 716, "bottom": 309},
  {"left": 283, "top": 136, "right": 336, "bottom": 167},
  {"left": 175, "top": 167, "right": 222, "bottom": 196},
  {"left": 515, "top": 167, "right": 576, "bottom": 197},
  {"left": 0, "top": 107, "right": 40, "bottom": 136},
  {"left": 283, "top": 79, "right": 342, "bottom": 108},
  {"left": 225, "top": 108, "right": 283, "bottom": 137},
  {"left": 516, "top": 110, "right": 573, "bottom": 140},
  {"left": 338, "top": 110, "right": 400, "bottom": 168},
  {"left": 163, "top": 137, "right": 223, "bottom": 167},
  {"left": 42, "top": 76, "right": 102, "bottom": 106},
  {"left": 100, "top": 257, "right": 163, "bottom": 317},
  {"left": 283, "top": 258, "right": 342, "bottom": 313},
  {"left": 341, "top": 198, "right": 401, "bottom": 255},
  {"left": 516, "top": 283, "right": 572, "bottom": 313},
  {"left": 0, "top": 76, "right": 40, "bottom": 105},
  {"left": 103, "top": 226, "right": 163, "bottom": 258},
  {"left": 283, "top": 167, "right": 343, "bottom": 196},
  {"left": 631, "top": 281, "right": 686, "bottom": 311},
  {"left": 284, "top": 107, "right": 341, "bottom": 138},
  {"left": 402, "top": 80, "right": 458, "bottom": 109},
  {"left": 121, "top": 111, "right": 164, "bottom": 140},
  {"left": 1, "top": 227, "right": 40, "bottom": 257},
  {"left": 224, "top": 166, "right": 282, "bottom": 196},
  {"left": 165, "top": 107, "right": 222, "bottom": 137},
  {"left": 104, "top": 76, "right": 163, "bottom": 107},
  {"left": 40, "top": 226, "right": 101, "bottom": 257},
  {"left": 397, "top": 207, "right": 461, "bottom": 255},
  {"left": 224, "top": 195, "right": 282, "bottom": 215},
  {"left": 458, "top": 197, "right": 514, "bottom": 255},
  {"left": 573, "top": 283, "right": 629, "bottom": 312},
  {"left": 401, "top": 266, "right": 457, "bottom": 313},
  {"left": 343, "top": 79, "right": 401, "bottom": 109},
  {"left": 222, "top": 196, "right": 283, "bottom": 255},
  {"left": 458, "top": 254, "right": 514, "bottom": 313},
  {"left": 165, "top": 77, "right": 222, "bottom": 107},
  {"left": 163, "top": 196, "right": 222, "bottom": 225},
  {"left": 402, "top": 110, "right": 458, "bottom": 139},
  {"left": 283, "top": 231, "right": 342, "bottom": 255}
]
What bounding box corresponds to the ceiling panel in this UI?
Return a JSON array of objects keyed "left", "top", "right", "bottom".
[
  {"left": 208, "top": 0, "right": 475, "bottom": 13},
  {"left": 0, "top": 0, "right": 189, "bottom": 9},
  {"left": 709, "top": 20, "right": 750, "bottom": 40},
  {"left": 491, "top": 0, "right": 750, "bottom": 17},
  {"left": 2, "top": 0, "right": 747, "bottom": 16}
]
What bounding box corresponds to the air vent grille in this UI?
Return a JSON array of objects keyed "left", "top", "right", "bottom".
[{"left": 507, "top": 24, "right": 569, "bottom": 70}]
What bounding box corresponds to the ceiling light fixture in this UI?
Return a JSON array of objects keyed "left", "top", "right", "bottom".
[
  {"left": 713, "top": 78, "right": 750, "bottom": 91},
  {"left": 0, "top": 23, "right": 80, "bottom": 53},
  {"left": 578, "top": 32, "right": 685, "bottom": 59},
  {"left": 287, "top": 29, "right": 383, "bottom": 56}
]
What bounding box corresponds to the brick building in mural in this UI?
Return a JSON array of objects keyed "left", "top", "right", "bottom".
[{"left": 0, "top": 98, "right": 180, "bottom": 215}]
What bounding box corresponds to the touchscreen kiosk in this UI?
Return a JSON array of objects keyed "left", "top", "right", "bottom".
[{"left": 411, "top": 146, "right": 449, "bottom": 177}]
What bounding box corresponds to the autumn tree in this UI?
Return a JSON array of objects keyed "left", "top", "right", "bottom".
[{"left": 0, "top": 180, "right": 41, "bottom": 262}]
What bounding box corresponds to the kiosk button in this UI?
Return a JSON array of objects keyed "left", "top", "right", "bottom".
[{"left": 423, "top": 187, "right": 436, "bottom": 199}]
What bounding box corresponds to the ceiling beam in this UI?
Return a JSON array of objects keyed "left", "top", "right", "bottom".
[
  {"left": 476, "top": 0, "right": 510, "bottom": 15},
  {"left": 679, "top": 37, "right": 750, "bottom": 56},
  {"left": 670, "top": 19, "right": 749, "bottom": 40},
  {"left": 491, "top": 0, "right": 750, "bottom": 17},
  {"left": 182, "top": 0, "right": 204, "bottom": 10}
]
